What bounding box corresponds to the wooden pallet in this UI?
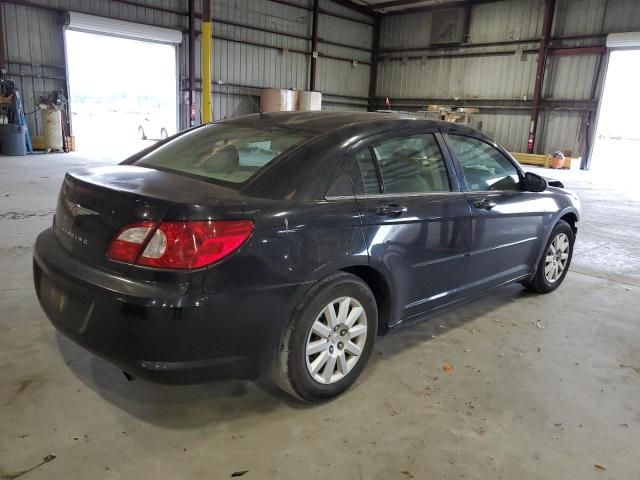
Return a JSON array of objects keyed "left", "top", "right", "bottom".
[
  {"left": 510, "top": 152, "right": 574, "bottom": 170},
  {"left": 31, "top": 135, "right": 75, "bottom": 152}
]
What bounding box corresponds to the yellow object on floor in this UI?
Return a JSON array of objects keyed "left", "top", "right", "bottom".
[{"left": 510, "top": 152, "right": 575, "bottom": 170}]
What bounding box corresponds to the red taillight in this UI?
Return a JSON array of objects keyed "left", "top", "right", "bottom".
[
  {"left": 107, "top": 220, "right": 254, "bottom": 269},
  {"left": 107, "top": 221, "right": 158, "bottom": 263}
]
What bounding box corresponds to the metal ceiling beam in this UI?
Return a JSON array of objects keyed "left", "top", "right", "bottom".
[
  {"left": 548, "top": 46, "right": 606, "bottom": 56},
  {"left": 368, "top": 0, "right": 435, "bottom": 9},
  {"left": 329, "top": 0, "right": 375, "bottom": 17},
  {"left": 383, "top": 0, "right": 504, "bottom": 15}
]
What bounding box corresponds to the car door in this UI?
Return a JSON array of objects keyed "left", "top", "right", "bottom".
[
  {"left": 349, "top": 131, "right": 472, "bottom": 323},
  {"left": 444, "top": 133, "right": 549, "bottom": 294}
]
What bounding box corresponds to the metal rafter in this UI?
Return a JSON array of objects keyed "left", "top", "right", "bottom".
[
  {"left": 330, "top": 0, "right": 375, "bottom": 16},
  {"left": 361, "top": 0, "right": 504, "bottom": 14}
]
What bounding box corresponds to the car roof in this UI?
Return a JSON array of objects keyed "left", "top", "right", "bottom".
[{"left": 223, "top": 111, "right": 477, "bottom": 137}]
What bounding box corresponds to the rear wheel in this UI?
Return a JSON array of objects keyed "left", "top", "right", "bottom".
[
  {"left": 523, "top": 220, "right": 574, "bottom": 293},
  {"left": 272, "top": 272, "right": 377, "bottom": 402}
]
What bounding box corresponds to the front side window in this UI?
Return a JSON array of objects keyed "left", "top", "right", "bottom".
[
  {"left": 448, "top": 135, "right": 521, "bottom": 191},
  {"left": 354, "top": 133, "right": 450, "bottom": 195},
  {"left": 134, "top": 123, "right": 310, "bottom": 185}
]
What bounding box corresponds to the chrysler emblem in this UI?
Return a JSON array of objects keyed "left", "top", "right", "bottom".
[{"left": 65, "top": 199, "right": 99, "bottom": 217}]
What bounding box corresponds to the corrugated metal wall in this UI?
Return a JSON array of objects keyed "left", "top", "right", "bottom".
[
  {"left": 0, "top": 0, "right": 373, "bottom": 136},
  {"left": 1, "top": 0, "right": 188, "bottom": 136},
  {"left": 204, "top": 0, "right": 373, "bottom": 119},
  {"left": 316, "top": 1, "right": 372, "bottom": 107},
  {"left": 377, "top": 0, "right": 640, "bottom": 156},
  {"left": 1, "top": 2, "right": 67, "bottom": 137},
  {"left": 4, "top": 0, "right": 640, "bottom": 153}
]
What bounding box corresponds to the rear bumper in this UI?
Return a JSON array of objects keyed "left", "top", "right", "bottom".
[{"left": 33, "top": 228, "right": 298, "bottom": 384}]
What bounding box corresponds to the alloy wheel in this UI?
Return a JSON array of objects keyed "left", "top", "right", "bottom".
[
  {"left": 544, "top": 233, "right": 570, "bottom": 283},
  {"left": 305, "top": 296, "right": 368, "bottom": 385}
]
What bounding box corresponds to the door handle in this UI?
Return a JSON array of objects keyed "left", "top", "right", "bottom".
[
  {"left": 473, "top": 199, "right": 497, "bottom": 210},
  {"left": 376, "top": 203, "right": 407, "bottom": 217}
]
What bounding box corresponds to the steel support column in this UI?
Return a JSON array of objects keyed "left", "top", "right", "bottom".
[
  {"left": 310, "top": 0, "right": 319, "bottom": 91},
  {"left": 201, "top": 0, "right": 212, "bottom": 123},
  {"left": 462, "top": 5, "right": 472, "bottom": 43},
  {"left": 0, "top": 2, "right": 6, "bottom": 70},
  {"left": 188, "top": 0, "right": 195, "bottom": 126},
  {"left": 368, "top": 15, "right": 381, "bottom": 111},
  {"left": 528, "top": 0, "right": 556, "bottom": 153}
]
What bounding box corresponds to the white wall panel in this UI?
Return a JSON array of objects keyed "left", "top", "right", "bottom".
[
  {"left": 377, "top": 50, "right": 538, "bottom": 100},
  {"left": 316, "top": 57, "right": 369, "bottom": 98},
  {"left": 470, "top": 0, "right": 543, "bottom": 42}
]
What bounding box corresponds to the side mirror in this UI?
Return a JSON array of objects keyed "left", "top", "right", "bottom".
[{"left": 523, "top": 172, "right": 547, "bottom": 192}]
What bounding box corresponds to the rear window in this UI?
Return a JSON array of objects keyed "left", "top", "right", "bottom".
[{"left": 134, "top": 123, "right": 310, "bottom": 185}]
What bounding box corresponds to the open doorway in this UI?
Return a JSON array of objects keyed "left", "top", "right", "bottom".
[
  {"left": 591, "top": 48, "right": 640, "bottom": 182},
  {"left": 65, "top": 30, "right": 177, "bottom": 158}
]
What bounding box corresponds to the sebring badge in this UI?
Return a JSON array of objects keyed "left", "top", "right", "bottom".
[{"left": 65, "top": 199, "right": 99, "bottom": 217}]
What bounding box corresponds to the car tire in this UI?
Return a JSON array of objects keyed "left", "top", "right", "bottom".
[
  {"left": 138, "top": 126, "right": 146, "bottom": 140},
  {"left": 523, "top": 220, "right": 574, "bottom": 294},
  {"left": 272, "top": 272, "right": 377, "bottom": 402}
]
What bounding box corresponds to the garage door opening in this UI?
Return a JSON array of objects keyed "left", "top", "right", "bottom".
[
  {"left": 65, "top": 29, "right": 178, "bottom": 157},
  {"left": 591, "top": 48, "right": 640, "bottom": 180}
]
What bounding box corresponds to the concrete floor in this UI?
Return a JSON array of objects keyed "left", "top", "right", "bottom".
[{"left": 1, "top": 152, "right": 639, "bottom": 480}]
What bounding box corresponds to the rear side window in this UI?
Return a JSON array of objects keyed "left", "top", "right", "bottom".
[
  {"left": 354, "top": 133, "right": 450, "bottom": 195},
  {"left": 135, "top": 124, "right": 310, "bottom": 185},
  {"left": 373, "top": 134, "right": 450, "bottom": 194},
  {"left": 448, "top": 135, "right": 520, "bottom": 191}
]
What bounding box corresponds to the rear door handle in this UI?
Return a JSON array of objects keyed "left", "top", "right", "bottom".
[
  {"left": 376, "top": 204, "right": 407, "bottom": 217},
  {"left": 472, "top": 199, "right": 497, "bottom": 210}
]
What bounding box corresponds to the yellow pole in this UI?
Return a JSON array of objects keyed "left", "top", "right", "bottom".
[{"left": 201, "top": 1, "right": 212, "bottom": 123}]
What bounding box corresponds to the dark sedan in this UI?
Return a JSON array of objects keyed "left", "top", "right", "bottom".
[{"left": 33, "top": 112, "right": 580, "bottom": 401}]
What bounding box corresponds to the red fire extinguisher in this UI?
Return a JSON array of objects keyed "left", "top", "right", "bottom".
[{"left": 527, "top": 133, "right": 534, "bottom": 152}]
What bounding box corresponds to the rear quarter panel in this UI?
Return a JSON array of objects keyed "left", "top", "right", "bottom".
[{"left": 202, "top": 198, "right": 367, "bottom": 296}]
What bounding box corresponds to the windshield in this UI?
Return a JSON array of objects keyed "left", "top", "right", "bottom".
[{"left": 134, "top": 123, "right": 311, "bottom": 185}]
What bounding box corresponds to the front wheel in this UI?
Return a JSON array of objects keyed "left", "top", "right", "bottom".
[
  {"left": 523, "top": 220, "right": 574, "bottom": 293},
  {"left": 272, "top": 272, "right": 377, "bottom": 402}
]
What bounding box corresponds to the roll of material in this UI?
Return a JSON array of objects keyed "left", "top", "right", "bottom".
[
  {"left": 260, "top": 88, "right": 298, "bottom": 113},
  {"left": 297, "top": 91, "right": 322, "bottom": 111}
]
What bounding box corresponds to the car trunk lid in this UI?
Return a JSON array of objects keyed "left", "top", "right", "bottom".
[{"left": 54, "top": 165, "right": 247, "bottom": 273}]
